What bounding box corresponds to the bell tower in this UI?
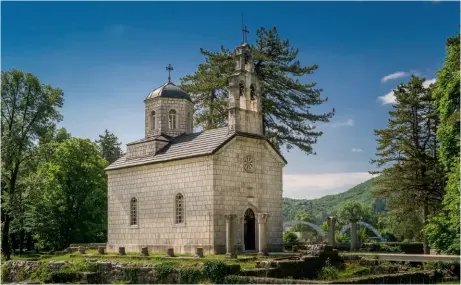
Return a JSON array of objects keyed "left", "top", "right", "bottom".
[{"left": 227, "top": 39, "right": 263, "bottom": 135}]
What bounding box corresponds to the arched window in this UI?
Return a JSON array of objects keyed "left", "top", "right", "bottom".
[
  {"left": 250, "top": 84, "right": 256, "bottom": 100},
  {"left": 175, "top": 193, "right": 184, "bottom": 224},
  {"left": 239, "top": 82, "right": 245, "bottom": 97},
  {"left": 169, "top": 110, "right": 177, "bottom": 129},
  {"left": 151, "top": 111, "right": 156, "bottom": 130},
  {"left": 130, "top": 197, "right": 137, "bottom": 226}
]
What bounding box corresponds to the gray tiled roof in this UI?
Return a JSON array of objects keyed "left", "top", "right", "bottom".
[
  {"left": 145, "top": 82, "right": 192, "bottom": 102},
  {"left": 126, "top": 134, "right": 172, "bottom": 146},
  {"left": 105, "top": 127, "right": 233, "bottom": 171}
]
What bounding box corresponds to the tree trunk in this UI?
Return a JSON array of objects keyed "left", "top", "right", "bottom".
[
  {"left": 422, "top": 201, "right": 430, "bottom": 254},
  {"left": 19, "top": 229, "right": 24, "bottom": 254},
  {"left": 2, "top": 215, "right": 12, "bottom": 260}
]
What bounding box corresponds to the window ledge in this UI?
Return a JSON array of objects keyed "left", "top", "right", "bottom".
[
  {"left": 129, "top": 225, "right": 139, "bottom": 229},
  {"left": 174, "top": 223, "right": 186, "bottom": 227}
]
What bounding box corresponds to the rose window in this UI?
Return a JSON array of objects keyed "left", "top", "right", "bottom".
[{"left": 243, "top": 155, "right": 255, "bottom": 173}]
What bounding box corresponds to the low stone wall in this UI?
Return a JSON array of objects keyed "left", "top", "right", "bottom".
[
  {"left": 241, "top": 244, "right": 343, "bottom": 279},
  {"left": 1, "top": 259, "right": 241, "bottom": 284},
  {"left": 224, "top": 271, "right": 443, "bottom": 284},
  {"left": 1, "top": 261, "right": 41, "bottom": 282},
  {"left": 69, "top": 243, "right": 106, "bottom": 250}
]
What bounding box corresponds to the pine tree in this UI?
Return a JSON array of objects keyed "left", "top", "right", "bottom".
[
  {"left": 181, "top": 27, "right": 334, "bottom": 154},
  {"left": 370, "top": 75, "right": 444, "bottom": 253},
  {"left": 95, "top": 129, "right": 123, "bottom": 164}
]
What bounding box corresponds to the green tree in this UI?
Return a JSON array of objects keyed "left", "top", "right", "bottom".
[
  {"left": 28, "top": 138, "right": 108, "bottom": 250},
  {"left": 370, "top": 75, "right": 445, "bottom": 253},
  {"left": 95, "top": 129, "right": 123, "bottom": 164},
  {"left": 181, "top": 27, "right": 334, "bottom": 154},
  {"left": 9, "top": 127, "right": 73, "bottom": 253},
  {"left": 338, "top": 201, "right": 365, "bottom": 250},
  {"left": 337, "top": 201, "right": 364, "bottom": 224},
  {"left": 283, "top": 229, "right": 299, "bottom": 244},
  {"left": 294, "top": 210, "right": 320, "bottom": 241},
  {"left": 1, "top": 70, "right": 64, "bottom": 260},
  {"left": 426, "top": 35, "right": 460, "bottom": 254}
]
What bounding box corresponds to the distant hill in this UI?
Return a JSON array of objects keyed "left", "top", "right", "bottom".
[{"left": 283, "top": 177, "right": 386, "bottom": 224}]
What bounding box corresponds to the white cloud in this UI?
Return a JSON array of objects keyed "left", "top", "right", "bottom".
[
  {"left": 423, "top": 78, "right": 436, "bottom": 88},
  {"left": 381, "top": 71, "right": 409, "bottom": 83},
  {"left": 283, "top": 172, "right": 377, "bottom": 199},
  {"left": 378, "top": 90, "right": 396, "bottom": 105},
  {"left": 351, "top": 148, "right": 363, "bottom": 153},
  {"left": 332, "top": 118, "right": 354, "bottom": 128}
]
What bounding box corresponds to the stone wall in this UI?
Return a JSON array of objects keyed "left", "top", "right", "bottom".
[
  {"left": 107, "top": 135, "right": 285, "bottom": 255},
  {"left": 212, "top": 136, "right": 285, "bottom": 253},
  {"left": 144, "top": 97, "right": 194, "bottom": 138},
  {"left": 107, "top": 155, "right": 215, "bottom": 254},
  {"left": 126, "top": 138, "right": 169, "bottom": 159},
  {"left": 224, "top": 271, "right": 443, "bottom": 284}
]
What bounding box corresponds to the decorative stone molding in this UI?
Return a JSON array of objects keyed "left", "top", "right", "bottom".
[
  {"left": 243, "top": 155, "right": 255, "bottom": 173},
  {"left": 257, "top": 213, "right": 269, "bottom": 224}
]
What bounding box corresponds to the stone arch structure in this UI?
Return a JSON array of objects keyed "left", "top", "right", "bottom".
[
  {"left": 283, "top": 220, "right": 327, "bottom": 237},
  {"left": 339, "top": 221, "right": 384, "bottom": 240},
  {"left": 240, "top": 204, "right": 259, "bottom": 251}
]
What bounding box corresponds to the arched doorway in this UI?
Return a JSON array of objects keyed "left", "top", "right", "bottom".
[{"left": 244, "top": 208, "right": 256, "bottom": 250}]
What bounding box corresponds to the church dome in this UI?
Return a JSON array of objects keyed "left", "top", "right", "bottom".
[{"left": 146, "top": 82, "right": 192, "bottom": 102}]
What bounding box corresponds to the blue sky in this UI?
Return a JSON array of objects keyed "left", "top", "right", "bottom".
[{"left": 2, "top": 1, "right": 458, "bottom": 199}]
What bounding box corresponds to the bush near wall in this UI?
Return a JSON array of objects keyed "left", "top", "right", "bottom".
[{"left": 362, "top": 243, "right": 424, "bottom": 254}]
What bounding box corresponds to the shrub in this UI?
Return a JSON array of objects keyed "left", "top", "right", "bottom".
[
  {"left": 121, "top": 267, "right": 138, "bottom": 284},
  {"left": 1, "top": 262, "right": 9, "bottom": 283},
  {"left": 203, "top": 261, "right": 231, "bottom": 283},
  {"left": 379, "top": 244, "right": 400, "bottom": 252},
  {"left": 424, "top": 261, "right": 460, "bottom": 278},
  {"left": 283, "top": 230, "right": 298, "bottom": 244},
  {"left": 362, "top": 242, "right": 424, "bottom": 254},
  {"left": 223, "top": 275, "right": 251, "bottom": 284},
  {"left": 155, "top": 263, "right": 174, "bottom": 284},
  {"left": 178, "top": 268, "right": 202, "bottom": 284},
  {"left": 59, "top": 261, "right": 97, "bottom": 273},
  {"left": 30, "top": 262, "right": 53, "bottom": 283},
  {"left": 318, "top": 258, "right": 339, "bottom": 280}
]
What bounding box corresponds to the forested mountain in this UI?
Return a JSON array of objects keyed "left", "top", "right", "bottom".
[{"left": 283, "top": 177, "right": 386, "bottom": 224}]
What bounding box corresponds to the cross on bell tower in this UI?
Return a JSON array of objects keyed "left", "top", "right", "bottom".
[
  {"left": 166, "top": 64, "right": 174, "bottom": 82},
  {"left": 242, "top": 26, "right": 249, "bottom": 44},
  {"left": 241, "top": 13, "right": 249, "bottom": 44}
]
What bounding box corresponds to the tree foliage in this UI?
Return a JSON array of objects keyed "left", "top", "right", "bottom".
[
  {"left": 283, "top": 177, "right": 384, "bottom": 226},
  {"left": 1, "top": 69, "right": 64, "bottom": 259},
  {"left": 283, "top": 229, "right": 299, "bottom": 244},
  {"left": 370, "top": 75, "right": 444, "bottom": 253},
  {"left": 425, "top": 35, "right": 460, "bottom": 255},
  {"left": 181, "top": 27, "right": 334, "bottom": 154},
  {"left": 28, "top": 138, "right": 108, "bottom": 250},
  {"left": 95, "top": 129, "right": 123, "bottom": 164},
  {"left": 337, "top": 201, "right": 364, "bottom": 223}
]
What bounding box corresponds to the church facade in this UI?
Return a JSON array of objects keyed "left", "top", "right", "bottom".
[{"left": 105, "top": 41, "right": 286, "bottom": 254}]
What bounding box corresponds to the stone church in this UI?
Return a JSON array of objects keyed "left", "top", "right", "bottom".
[{"left": 105, "top": 40, "right": 286, "bottom": 255}]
